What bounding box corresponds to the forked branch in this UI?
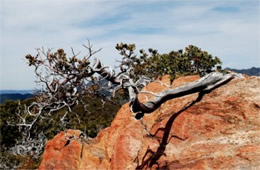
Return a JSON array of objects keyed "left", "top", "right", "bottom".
[{"left": 22, "top": 43, "right": 241, "bottom": 128}]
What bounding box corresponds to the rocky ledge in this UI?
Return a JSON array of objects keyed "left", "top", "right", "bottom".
[{"left": 39, "top": 75, "right": 260, "bottom": 169}]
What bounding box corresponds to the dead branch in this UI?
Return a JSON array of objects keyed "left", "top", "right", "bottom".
[
  {"left": 130, "top": 72, "right": 235, "bottom": 115},
  {"left": 21, "top": 42, "right": 241, "bottom": 132}
]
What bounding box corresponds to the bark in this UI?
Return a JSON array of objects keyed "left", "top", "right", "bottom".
[
  {"left": 130, "top": 72, "right": 235, "bottom": 115},
  {"left": 91, "top": 59, "right": 239, "bottom": 118},
  {"left": 24, "top": 47, "right": 241, "bottom": 124}
]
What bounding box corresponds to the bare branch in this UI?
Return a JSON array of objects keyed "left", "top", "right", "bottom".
[
  {"left": 21, "top": 42, "right": 239, "bottom": 142},
  {"left": 130, "top": 72, "right": 235, "bottom": 115}
]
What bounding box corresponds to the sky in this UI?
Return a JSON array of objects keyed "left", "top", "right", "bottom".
[{"left": 0, "top": 0, "right": 259, "bottom": 90}]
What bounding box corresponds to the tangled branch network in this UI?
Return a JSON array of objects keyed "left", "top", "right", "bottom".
[{"left": 16, "top": 42, "right": 243, "bottom": 131}]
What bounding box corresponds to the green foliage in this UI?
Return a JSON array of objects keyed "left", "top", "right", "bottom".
[
  {"left": 0, "top": 93, "right": 122, "bottom": 168},
  {"left": 1, "top": 43, "right": 222, "bottom": 168},
  {"left": 33, "top": 94, "right": 122, "bottom": 139},
  {"left": 115, "top": 43, "right": 222, "bottom": 83},
  {"left": 184, "top": 45, "right": 222, "bottom": 75},
  {"left": 0, "top": 95, "right": 121, "bottom": 142},
  {"left": 0, "top": 100, "right": 23, "bottom": 147},
  {"left": 0, "top": 99, "right": 41, "bottom": 169},
  {"left": 26, "top": 48, "right": 91, "bottom": 71}
]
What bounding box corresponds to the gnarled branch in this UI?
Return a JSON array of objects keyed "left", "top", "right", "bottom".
[{"left": 130, "top": 72, "right": 235, "bottom": 114}]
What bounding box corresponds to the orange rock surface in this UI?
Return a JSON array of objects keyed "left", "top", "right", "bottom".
[{"left": 39, "top": 75, "right": 260, "bottom": 170}]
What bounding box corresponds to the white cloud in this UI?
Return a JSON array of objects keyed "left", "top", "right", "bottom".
[{"left": 0, "top": 0, "right": 259, "bottom": 89}]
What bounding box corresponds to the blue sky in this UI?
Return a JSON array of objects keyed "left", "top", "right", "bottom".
[{"left": 0, "top": 0, "right": 259, "bottom": 89}]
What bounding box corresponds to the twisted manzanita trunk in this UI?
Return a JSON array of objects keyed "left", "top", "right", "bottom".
[
  {"left": 130, "top": 72, "right": 235, "bottom": 114},
  {"left": 91, "top": 58, "right": 238, "bottom": 119},
  {"left": 19, "top": 44, "right": 242, "bottom": 128}
]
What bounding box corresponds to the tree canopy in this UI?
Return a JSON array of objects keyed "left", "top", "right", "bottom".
[
  {"left": 1, "top": 42, "right": 233, "bottom": 169},
  {"left": 20, "top": 43, "right": 222, "bottom": 127},
  {"left": 115, "top": 43, "right": 222, "bottom": 83}
]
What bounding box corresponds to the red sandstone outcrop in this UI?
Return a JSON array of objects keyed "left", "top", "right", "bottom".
[{"left": 39, "top": 75, "right": 260, "bottom": 169}]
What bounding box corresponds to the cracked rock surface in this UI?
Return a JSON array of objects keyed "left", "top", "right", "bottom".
[{"left": 39, "top": 75, "right": 260, "bottom": 170}]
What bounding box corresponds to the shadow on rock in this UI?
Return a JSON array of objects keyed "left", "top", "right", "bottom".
[{"left": 136, "top": 93, "right": 205, "bottom": 169}]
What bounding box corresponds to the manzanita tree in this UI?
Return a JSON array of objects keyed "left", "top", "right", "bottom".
[
  {"left": 2, "top": 42, "right": 243, "bottom": 169},
  {"left": 16, "top": 42, "right": 235, "bottom": 127},
  {"left": 1, "top": 42, "right": 243, "bottom": 169}
]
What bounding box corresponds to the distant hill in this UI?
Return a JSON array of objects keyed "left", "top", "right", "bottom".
[
  {"left": 0, "top": 93, "right": 33, "bottom": 104},
  {"left": 225, "top": 67, "right": 260, "bottom": 76},
  {"left": 0, "top": 90, "right": 33, "bottom": 95}
]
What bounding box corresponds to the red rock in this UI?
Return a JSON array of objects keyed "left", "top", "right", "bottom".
[
  {"left": 39, "top": 75, "right": 260, "bottom": 169},
  {"left": 39, "top": 129, "right": 82, "bottom": 170}
]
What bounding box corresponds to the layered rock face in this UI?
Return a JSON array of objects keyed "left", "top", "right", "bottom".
[{"left": 39, "top": 75, "right": 260, "bottom": 170}]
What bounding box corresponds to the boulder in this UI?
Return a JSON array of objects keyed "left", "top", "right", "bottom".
[{"left": 39, "top": 75, "right": 260, "bottom": 169}]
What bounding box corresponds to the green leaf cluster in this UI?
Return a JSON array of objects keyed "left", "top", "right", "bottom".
[
  {"left": 137, "top": 45, "right": 221, "bottom": 82},
  {"left": 116, "top": 43, "right": 222, "bottom": 83},
  {"left": 26, "top": 48, "right": 91, "bottom": 74}
]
